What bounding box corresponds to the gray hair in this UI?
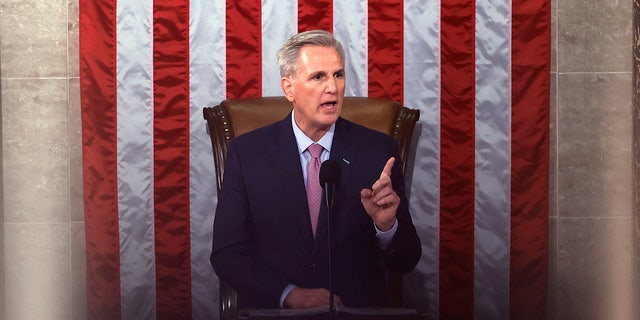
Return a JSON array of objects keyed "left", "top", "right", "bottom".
[{"left": 277, "top": 30, "right": 345, "bottom": 78}]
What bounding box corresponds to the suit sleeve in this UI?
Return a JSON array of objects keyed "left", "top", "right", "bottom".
[
  {"left": 381, "top": 143, "right": 422, "bottom": 274},
  {"left": 210, "top": 141, "right": 289, "bottom": 307}
]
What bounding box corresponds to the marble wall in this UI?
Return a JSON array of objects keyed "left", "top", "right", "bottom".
[
  {"left": 1, "top": 0, "right": 84, "bottom": 319},
  {"left": 551, "top": 0, "right": 637, "bottom": 319},
  {"left": 1, "top": 39, "right": 5, "bottom": 320},
  {"left": 633, "top": 0, "right": 640, "bottom": 319},
  {"left": 0, "top": 0, "right": 638, "bottom": 319}
]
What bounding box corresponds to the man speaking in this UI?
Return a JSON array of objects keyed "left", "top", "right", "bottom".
[{"left": 210, "top": 29, "right": 421, "bottom": 309}]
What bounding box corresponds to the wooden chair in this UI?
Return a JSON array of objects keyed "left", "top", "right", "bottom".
[{"left": 203, "top": 96, "right": 420, "bottom": 320}]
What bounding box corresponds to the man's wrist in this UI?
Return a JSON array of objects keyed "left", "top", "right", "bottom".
[
  {"left": 375, "top": 220, "right": 395, "bottom": 232},
  {"left": 375, "top": 218, "right": 398, "bottom": 249},
  {"left": 280, "top": 284, "right": 296, "bottom": 308}
]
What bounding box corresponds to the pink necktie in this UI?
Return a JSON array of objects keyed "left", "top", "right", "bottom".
[{"left": 306, "top": 143, "right": 323, "bottom": 237}]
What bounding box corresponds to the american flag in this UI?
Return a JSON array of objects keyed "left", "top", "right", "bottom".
[{"left": 79, "top": 0, "right": 550, "bottom": 319}]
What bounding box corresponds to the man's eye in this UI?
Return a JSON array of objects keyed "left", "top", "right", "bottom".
[
  {"left": 313, "top": 74, "right": 323, "bottom": 80},
  {"left": 334, "top": 72, "right": 344, "bottom": 79}
]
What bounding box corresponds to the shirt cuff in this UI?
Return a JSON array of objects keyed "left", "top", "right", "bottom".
[
  {"left": 280, "top": 284, "right": 297, "bottom": 308},
  {"left": 374, "top": 218, "right": 398, "bottom": 249}
]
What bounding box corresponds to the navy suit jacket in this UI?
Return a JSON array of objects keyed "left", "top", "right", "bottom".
[{"left": 211, "top": 114, "right": 421, "bottom": 308}]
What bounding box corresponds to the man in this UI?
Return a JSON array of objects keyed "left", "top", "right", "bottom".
[{"left": 211, "top": 30, "right": 421, "bottom": 309}]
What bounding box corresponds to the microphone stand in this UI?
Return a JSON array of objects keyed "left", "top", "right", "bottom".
[
  {"left": 325, "top": 182, "right": 336, "bottom": 319},
  {"left": 320, "top": 160, "right": 340, "bottom": 319}
]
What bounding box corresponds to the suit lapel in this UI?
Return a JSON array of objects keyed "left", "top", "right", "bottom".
[
  {"left": 270, "top": 114, "right": 315, "bottom": 250},
  {"left": 328, "top": 118, "right": 356, "bottom": 186}
]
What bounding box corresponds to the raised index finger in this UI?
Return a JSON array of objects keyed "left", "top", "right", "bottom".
[{"left": 380, "top": 157, "right": 395, "bottom": 179}]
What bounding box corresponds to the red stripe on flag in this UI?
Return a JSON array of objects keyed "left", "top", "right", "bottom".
[
  {"left": 79, "top": 1, "right": 121, "bottom": 319},
  {"left": 439, "top": 1, "right": 476, "bottom": 319},
  {"left": 226, "top": 0, "right": 262, "bottom": 99},
  {"left": 510, "top": 0, "right": 551, "bottom": 318},
  {"left": 153, "top": 1, "right": 192, "bottom": 318},
  {"left": 298, "top": 0, "right": 332, "bottom": 33},
  {"left": 367, "top": 0, "right": 403, "bottom": 102}
]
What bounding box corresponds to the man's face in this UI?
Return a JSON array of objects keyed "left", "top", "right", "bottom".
[{"left": 281, "top": 45, "right": 345, "bottom": 141}]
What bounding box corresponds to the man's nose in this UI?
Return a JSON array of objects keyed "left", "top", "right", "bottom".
[{"left": 325, "top": 77, "right": 337, "bottom": 93}]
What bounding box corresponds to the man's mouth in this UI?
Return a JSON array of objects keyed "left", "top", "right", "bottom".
[{"left": 320, "top": 101, "right": 338, "bottom": 108}]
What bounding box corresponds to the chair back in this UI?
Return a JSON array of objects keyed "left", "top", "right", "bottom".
[{"left": 203, "top": 96, "right": 419, "bottom": 192}]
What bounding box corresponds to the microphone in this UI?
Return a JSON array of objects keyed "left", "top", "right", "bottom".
[
  {"left": 319, "top": 159, "right": 341, "bottom": 208},
  {"left": 319, "top": 159, "right": 341, "bottom": 317}
]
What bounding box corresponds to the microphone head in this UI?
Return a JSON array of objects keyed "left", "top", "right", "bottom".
[
  {"left": 319, "top": 159, "right": 341, "bottom": 189},
  {"left": 319, "top": 160, "right": 341, "bottom": 208}
]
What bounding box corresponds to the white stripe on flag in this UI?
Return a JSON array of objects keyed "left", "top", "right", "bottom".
[
  {"left": 189, "top": 0, "right": 225, "bottom": 318},
  {"left": 404, "top": 0, "right": 441, "bottom": 317},
  {"left": 116, "top": 0, "right": 156, "bottom": 319},
  {"left": 474, "top": 0, "right": 512, "bottom": 318},
  {"left": 262, "top": 0, "right": 298, "bottom": 96},
  {"left": 333, "top": 0, "right": 368, "bottom": 97}
]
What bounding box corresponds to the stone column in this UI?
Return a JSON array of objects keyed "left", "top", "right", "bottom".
[
  {"left": 0, "top": 48, "right": 5, "bottom": 320},
  {"left": 633, "top": 1, "right": 640, "bottom": 318}
]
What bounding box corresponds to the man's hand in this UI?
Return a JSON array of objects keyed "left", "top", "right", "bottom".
[
  {"left": 284, "top": 287, "right": 343, "bottom": 309},
  {"left": 360, "top": 157, "right": 399, "bottom": 231}
]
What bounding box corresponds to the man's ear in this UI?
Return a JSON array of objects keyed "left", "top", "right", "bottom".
[{"left": 281, "top": 77, "right": 294, "bottom": 102}]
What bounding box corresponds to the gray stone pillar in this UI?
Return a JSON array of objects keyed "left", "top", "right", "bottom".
[
  {"left": 0, "top": 47, "right": 5, "bottom": 319},
  {"left": 0, "top": 45, "right": 7, "bottom": 319},
  {"left": 633, "top": 1, "right": 640, "bottom": 318}
]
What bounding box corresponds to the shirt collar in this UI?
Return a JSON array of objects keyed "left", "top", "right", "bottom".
[{"left": 291, "top": 109, "right": 334, "bottom": 154}]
